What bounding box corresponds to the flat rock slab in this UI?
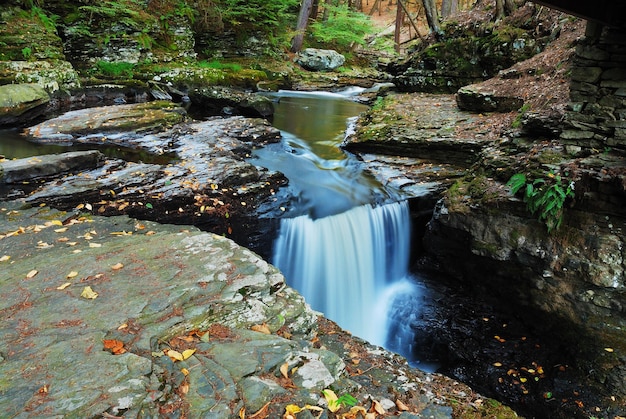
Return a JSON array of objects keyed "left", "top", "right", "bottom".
[
  {"left": 0, "top": 150, "right": 105, "bottom": 184},
  {"left": 0, "top": 201, "right": 515, "bottom": 418}
]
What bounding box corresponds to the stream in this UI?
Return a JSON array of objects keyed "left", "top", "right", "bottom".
[{"left": 250, "top": 89, "right": 433, "bottom": 370}]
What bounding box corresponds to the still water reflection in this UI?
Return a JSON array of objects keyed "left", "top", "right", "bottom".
[{"left": 251, "top": 90, "right": 392, "bottom": 219}]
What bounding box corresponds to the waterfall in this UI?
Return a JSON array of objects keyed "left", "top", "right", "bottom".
[{"left": 273, "top": 200, "right": 414, "bottom": 346}]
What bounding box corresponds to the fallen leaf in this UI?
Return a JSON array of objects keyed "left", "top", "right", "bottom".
[
  {"left": 322, "top": 389, "right": 340, "bottom": 412},
  {"left": 89, "top": 243, "right": 102, "bottom": 248},
  {"left": 50, "top": 220, "right": 63, "bottom": 226},
  {"left": 26, "top": 269, "right": 38, "bottom": 279},
  {"left": 54, "top": 227, "right": 68, "bottom": 233},
  {"left": 111, "top": 262, "right": 124, "bottom": 270},
  {"left": 604, "top": 347, "right": 614, "bottom": 353},
  {"left": 182, "top": 348, "right": 196, "bottom": 360},
  {"left": 0, "top": 255, "right": 10, "bottom": 262},
  {"left": 85, "top": 203, "right": 93, "bottom": 211},
  {"left": 181, "top": 368, "right": 189, "bottom": 376},
  {"left": 81, "top": 286, "right": 98, "bottom": 299},
  {"left": 166, "top": 349, "right": 184, "bottom": 362},
  {"left": 372, "top": 399, "right": 385, "bottom": 414},
  {"left": 67, "top": 271, "right": 78, "bottom": 279},
  {"left": 56, "top": 282, "right": 71, "bottom": 290},
  {"left": 103, "top": 339, "right": 126, "bottom": 354},
  {"left": 396, "top": 399, "right": 409, "bottom": 411},
  {"left": 179, "top": 381, "right": 189, "bottom": 394},
  {"left": 251, "top": 323, "right": 271, "bottom": 334},
  {"left": 280, "top": 362, "right": 289, "bottom": 379}
]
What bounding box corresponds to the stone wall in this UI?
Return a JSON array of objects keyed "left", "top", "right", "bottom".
[{"left": 562, "top": 22, "right": 626, "bottom": 152}]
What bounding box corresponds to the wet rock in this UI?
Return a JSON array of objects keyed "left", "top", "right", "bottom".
[
  {"left": 0, "top": 150, "right": 105, "bottom": 184},
  {"left": 21, "top": 114, "right": 287, "bottom": 257},
  {"left": 456, "top": 84, "right": 524, "bottom": 113},
  {"left": 187, "top": 86, "right": 274, "bottom": 118},
  {"left": 295, "top": 48, "right": 346, "bottom": 72},
  {"left": 0, "top": 83, "right": 50, "bottom": 126},
  {"left": 26, "top": 101, "right": 188, "bottom": 143}
]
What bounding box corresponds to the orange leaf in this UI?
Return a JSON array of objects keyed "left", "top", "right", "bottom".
[{"left": 103, "top": 339, "right": 127, "bottom": 355}]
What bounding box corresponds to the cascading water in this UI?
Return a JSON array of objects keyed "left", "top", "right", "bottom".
[
  {"left": 273, "top": 201, "right": 416, "bottom": 346},
  {"left": 252, "top": 89, "right": 427, "bottom": 368}
]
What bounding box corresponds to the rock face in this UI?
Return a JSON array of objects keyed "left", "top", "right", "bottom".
[
  {"left": 187, "top": 86, "right": 274, "bottom": 118},
  {"left": 386, "top": 4, "right": 565, "bottom": 93},
  {"left": 295, "top": 48, "right": 346, "bottom": 71},
  {"left": 0, "top": 202, "right": 515, "bottom": 418},
  {"left": 0, "top": 83, "right": 50, "bottom": 126}
]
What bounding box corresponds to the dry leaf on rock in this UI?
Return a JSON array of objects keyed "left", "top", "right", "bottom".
[
  {"left": 103, "top": 339, "right": 126, "bottom": 354},
  {"left": 111, "top": 262, "right": 124, "bottom": 270},
  {"left": 26, "top": 269, "right": 38, "bottom": 279},
  {"left": 251, "top": 323, "right": 271, "bottom": 334},
  {"left": 81, "top": 286, "right": 98, "bottom": 299}
]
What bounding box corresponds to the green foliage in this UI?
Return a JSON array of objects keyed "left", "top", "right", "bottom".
[
  {"left": 335, "top": 393, "right": 358, "bottom": 408},
  {"left": 95, "top": 61, "right": 136, "bottom": 78},
  {"left": 511, "top": 103, "right": 530, "bottom": 128},
  {"left": 30, "top": 6, "right": 58, "bottom": 33},
  {"left": 216, "top": 0, "right": 299, "bottom": 36},
  {"left": 309, "top": 4, "right": 374, "bottom": 50},
  {"left": 21, "top": 46, "right": 32, "bottom": 59},
  {"left": 198, "top": 59, "right": 242, "bottom": 71},
  {"left": 507, "top": 171, "right": 575, "bottom": 232}
]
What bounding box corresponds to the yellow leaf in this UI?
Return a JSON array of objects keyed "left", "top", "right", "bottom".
[
  {"left": 520, "top": 377, "right": 527, "bottom": 383},
  {"left": 322, "top": 389, "right": 340, "bottom": 412},
  {"left": 181, "top": 368, "right": 189, "bottom": 376},
  {"left": 0, "top": 255, "right": 10, "bottom": 262},
  {"left": 54, "top": 227, "right": 68, "bottom": 233},
  {"left": 166, "top": 349, "right": 184, "bottom": 361},
  {"left": 284, "top": 405, "right": 304, "bottom": 414},
  {"left": 67, "top": 271, "right": 78, "bottom": 279},
  {"left": 80, "top": 286, "right": 98, "bottom": 299},
  {"left": 85, "top": 203, "right": 93, "bottom": 211},
  {"left": 26, "top": 269, "right": 38, "bottom": 279},
  {"left": 493, "top": 362, "right": 502, "bottom": 367},
  {"left": 111, "top": 262, "right": 124, "bottom": 270},
  {"left": 280, "top": 362, "right": 289, "bottom": 379},
  {"left": 89, "top": 243, "right": 102, "bottom": 248},
  {"left": 182, "top": 349, "right": 196, "bottom": 360},
  {"left": 239, "top": 407, "right": 246, "bottom": 419},
  {"left": 57, "top": 282, "right": 71, "bottom": 290},
  {"left": 75, "top": 203, "right": 85, "bottom": 210},
  {"left": 604, "top": 347, "right": 614, "bottom": 353},
  {"left": 50, "top": 220, "right": 63, "bottom": 226}
]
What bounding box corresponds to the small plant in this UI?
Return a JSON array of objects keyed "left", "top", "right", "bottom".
[
  {"left": 507, "top": 171, "right": 575, "bottom": 232},
  {"left": 511, "top": 103, "right": 530, "bottom": 128},
  {"left": 198, "top": 59, "right": 242, "bottom": 71},
  {"left": 21, "top": 46, "right": 32, "bottom": 60}
]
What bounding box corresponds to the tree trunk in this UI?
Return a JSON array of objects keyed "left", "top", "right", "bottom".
[
  {"left": 422, "top": 0, "right": 440, "bottom": 34},
  {"left": 290, "top": 0, "right": 314, "bottom": 53},
  {"left": 441, "top": 0, "right": 458, "bottom": 17},
  {"left": 394, "top": 1, "right": 403, "bottom": 52}
]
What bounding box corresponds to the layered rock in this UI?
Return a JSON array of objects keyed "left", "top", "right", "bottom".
[{"left": 0, "top": 83, "right": 50, "bottom": 125}]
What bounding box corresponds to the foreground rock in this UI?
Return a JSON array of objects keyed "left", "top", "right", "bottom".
[
  {"left": 0, "top": 202, "right": 516, "bottom": 418},
  {"left": 0, "top": 151, "right": 105, "bottom": 184}
]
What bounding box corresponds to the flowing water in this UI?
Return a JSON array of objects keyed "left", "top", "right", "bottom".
[{"left": 251, "top": 90, "right": 428, "bottom": 368}]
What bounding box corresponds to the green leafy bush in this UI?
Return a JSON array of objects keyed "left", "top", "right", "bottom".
[{"left": 507, "top": 171, "right": 575, "bottom": 232}]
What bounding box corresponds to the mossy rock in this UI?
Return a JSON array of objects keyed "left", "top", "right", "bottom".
[
  {"left": 0, "top": 6, "right": 65, "bottom": 61},
  {"left": 0, "top": 83, "right": 50, "bottom": 126}
]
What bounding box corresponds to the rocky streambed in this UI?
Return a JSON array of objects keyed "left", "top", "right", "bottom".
[{"left": 0, "top": 92, "right": 524, "bottom": 418}]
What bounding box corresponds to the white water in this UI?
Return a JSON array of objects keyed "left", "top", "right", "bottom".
[{"left": 273, "top": 201, "right": 417, "bottom": 347}]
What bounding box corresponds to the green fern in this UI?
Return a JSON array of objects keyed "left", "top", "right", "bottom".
[{"left": 506, "top": 172, "right": 575, "bottom": 232}]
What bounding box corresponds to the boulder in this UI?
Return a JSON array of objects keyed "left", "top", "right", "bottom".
[
  {"left": 295, "top": 48, "right": 345, "bottom": 72},
  {"left": 0, "top": 83, "right": 50, "bottom": 126},
  {"left": 455, "top": 84, "right": 524, "bottom": 113}
]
